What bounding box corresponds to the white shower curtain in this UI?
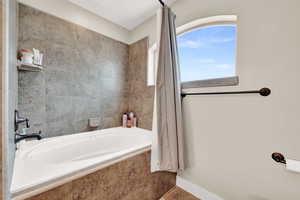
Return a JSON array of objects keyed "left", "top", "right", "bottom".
[{"left": 151, "top": 6, "right": 184, "bottom": 173}]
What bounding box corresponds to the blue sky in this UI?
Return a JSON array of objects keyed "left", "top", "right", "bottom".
[{"left": 177, "top": 25, "right": 237, "bottom": 82}]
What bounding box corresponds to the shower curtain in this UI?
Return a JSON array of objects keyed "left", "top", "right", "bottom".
[{"left": 151, "top": 6, "right": 184, "bottom": 172}]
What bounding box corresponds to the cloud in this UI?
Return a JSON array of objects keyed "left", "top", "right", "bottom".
[
  {"left": 178, "top": 40, "right": 205, "bottom": 48},
  {"left": 215, "top": 64, "right": 234, "bottom": 69},
  {"left": 197, "top": 58, "right": 216, "bottom": 64},
  {"left": 179, "top": 37, "right": 234, "bottom": 49},
  {"left": 210, "top": 37, "right": 235, "bottom": 43}
]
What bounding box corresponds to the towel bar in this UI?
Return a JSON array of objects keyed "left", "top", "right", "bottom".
[{"left": 181, "top": 88, "right": 271, "bottom": 98}]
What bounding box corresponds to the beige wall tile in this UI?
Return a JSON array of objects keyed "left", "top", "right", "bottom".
[
  {"left": 128, "top": 38, "right": 155, "bottom": 130},
  {"left": 25, "top": 152, "right": 176, "bottom": 200}
]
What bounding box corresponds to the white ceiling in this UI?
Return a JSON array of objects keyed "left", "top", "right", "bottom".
[{"left": 68, "top": 0, "right": 176, "bottom": 30}]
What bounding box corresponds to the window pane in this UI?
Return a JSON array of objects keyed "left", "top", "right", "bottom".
[
  {"left": 178, "top": 25, "right": 237, "bottom": 82},
  {"left": 147, "top": 44, "right": 157, "bottom": 86}
]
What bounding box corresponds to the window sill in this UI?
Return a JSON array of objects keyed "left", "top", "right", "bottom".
[{"left": 181, "top": 76, "right": 239, "bottom": 89}]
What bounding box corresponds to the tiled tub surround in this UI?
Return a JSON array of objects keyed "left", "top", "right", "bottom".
[
  {"left": 18, "top": 149, "right": 175, "bottom": 200},
  {"left": 18, "top": 4, "right": 155, "bottom": 138},
  {"left": 18, "top": 4, "right": 129, "bottom": 138},
  {"left": 11, "top": 127, "right": 157, "bottom": 199},
  {"left": 10, "top": 125, "right": 177, "bottom": 200},
  {"left": 128, "top": 38, "right": 155, "bottom": 130},
  {"left": 14, "top": 4, "right": 166, "bottom": 200}
]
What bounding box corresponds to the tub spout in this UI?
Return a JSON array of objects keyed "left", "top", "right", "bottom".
[{"left": 15, "top": 131, "right": 42, "bottom": 144}]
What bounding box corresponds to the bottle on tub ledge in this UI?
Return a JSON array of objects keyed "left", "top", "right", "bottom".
[
  {"left": 122, "top": 112, "right": 137, "bottom": 128},
  {"left": 122, "top": 113, "right": 127, "bottom": 128}
]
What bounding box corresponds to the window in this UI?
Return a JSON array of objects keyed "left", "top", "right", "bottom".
[
  {"left": 178, "top": 25, "right": 237, "bottom": 82},
  {"left": 147, "top": 44, "right": 158, "bottom": 86},
  {"left": 147, "top": 15, "right": 238, "bottom": 88}
]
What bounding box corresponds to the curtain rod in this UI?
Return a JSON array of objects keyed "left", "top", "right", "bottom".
[{"left": 158, "top": 0, "right": 165, "bottom": 6}]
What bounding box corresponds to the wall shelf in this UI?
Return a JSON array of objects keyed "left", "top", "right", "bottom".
[{"left": 17, "top": 62, "right": 44, "bottom": 72}]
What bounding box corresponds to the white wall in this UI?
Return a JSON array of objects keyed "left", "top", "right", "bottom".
[
  {"left": 132, "top": 0, "right": 300, "bottom": 199},
  {"left": 18, "top": 0, "right": 131, "bottom": 44},
  {"left": 3, "top": 0, "right": 18, "bottom": 199}
]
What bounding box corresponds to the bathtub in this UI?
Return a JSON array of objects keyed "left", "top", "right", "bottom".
[{"left": 11, "top": 127, "right": 152, "bottom": 199}]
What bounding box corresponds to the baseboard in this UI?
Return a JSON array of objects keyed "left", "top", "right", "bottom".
[{"left": 176, "top": 176, "right": 224, "bottom": 200}]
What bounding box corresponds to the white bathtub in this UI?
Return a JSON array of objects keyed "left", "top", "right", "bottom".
[{"left": 11, "top": 127, "right": 152, "bottom": 199}]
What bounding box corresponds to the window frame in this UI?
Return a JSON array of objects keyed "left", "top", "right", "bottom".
[
  {"left": 147, "top": 15, "right": 238, "bottom": 88},
  {"left": 177, "top": 15, "right": 238, "bottom": 88}
]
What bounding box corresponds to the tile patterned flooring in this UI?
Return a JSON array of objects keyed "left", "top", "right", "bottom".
[{"left": 161, "top": 187, "right": 200, "bottom": 200}]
